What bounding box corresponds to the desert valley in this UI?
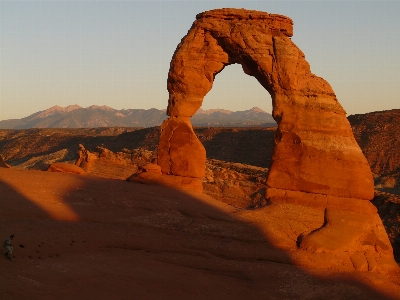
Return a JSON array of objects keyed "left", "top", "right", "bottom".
[{"left": 1, "top": 7, "right": 400, "bottom": 300}]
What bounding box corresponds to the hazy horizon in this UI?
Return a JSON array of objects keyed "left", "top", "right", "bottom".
[
  {"left": 0, "top": 104, "right": 273, "bottom": 121},
  {"left": 1, "top": 0, "right": 399, "bottom": 121}
]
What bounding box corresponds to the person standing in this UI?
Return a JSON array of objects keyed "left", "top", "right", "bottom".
[{"left": 3, "top": 235, "right": 14, "bottom": 260}]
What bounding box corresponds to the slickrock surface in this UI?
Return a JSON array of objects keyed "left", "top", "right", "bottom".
[
  {"left": 1, "top": 168, "right": 400, "bottom": 300},
  {"left": 161, "top": 8, "right": 374, "bottom": 200}
]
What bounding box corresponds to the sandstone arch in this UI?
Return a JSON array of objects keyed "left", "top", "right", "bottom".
[
  {"left": 158, "top": 8, "right": 374, "bottom": 200},
  {"left": 152, "top": 8, "right": 400, "bottom": 274}
]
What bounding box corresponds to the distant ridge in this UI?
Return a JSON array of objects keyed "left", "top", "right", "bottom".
[{"left": 0, "top": 105, "right": 276, "bottom": 129}]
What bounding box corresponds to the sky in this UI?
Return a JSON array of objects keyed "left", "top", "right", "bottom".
[{"left": 1, "top": 0, "right": 399, "bottom": 121}]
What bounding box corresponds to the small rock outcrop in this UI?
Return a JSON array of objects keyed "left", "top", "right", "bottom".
[
  {"left": 0, "top": 154, "right": 11, "bottom": 168},
  {"left": 75, "top": 145, "right": 149, "bottom": 180}
]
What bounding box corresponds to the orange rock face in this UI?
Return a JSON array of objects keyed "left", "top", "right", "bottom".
[
  {"left": 158, "top": 117, "right": 206, "bottom": 179},
  {"left": 155, "top": 8, "right": 398, "bottom": 272},
  {"left": 160, "top": 8, "right": 373, "bottom": 199}
]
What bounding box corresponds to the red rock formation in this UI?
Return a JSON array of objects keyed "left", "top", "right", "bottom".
[
  {"left": 77, "top": 146, "right": 140, "bottom": 180},
  {"left": 156, "top": 8, "right": 398, "bottom": 274},
  {"left": 159, "top": 8, "right": 373, "bottom": 200},
  {"left": 158, "top": 117, "right": 206, "bottom": 178}
]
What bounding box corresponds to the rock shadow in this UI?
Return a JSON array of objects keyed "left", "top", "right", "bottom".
[{"left": 0, "top": 169, "right": 399, "bottom": 299}]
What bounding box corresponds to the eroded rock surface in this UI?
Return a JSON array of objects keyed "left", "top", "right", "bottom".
[
  {"left": 157, "top": 8, "right": 397, "bottom": 275},
  {"left": 158, "top": 117, "right": 205, "bottom": 178},
  {"left": 161, "top": 8, "right": 373, "bottom": 200},
  {"left": 76, "top": 146, "right": 155, "bottom": 180}
]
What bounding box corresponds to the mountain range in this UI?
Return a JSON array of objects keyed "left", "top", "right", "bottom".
[{"left": 0, "top": 105, "right": 276, "bottom": 129}]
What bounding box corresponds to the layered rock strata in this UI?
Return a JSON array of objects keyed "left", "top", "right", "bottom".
[
  {"left": 156, "top": 8, "right": 398, "bottom": 274},
  {"left": 76, "top": 145, "right": 153, "bottom": 180}
]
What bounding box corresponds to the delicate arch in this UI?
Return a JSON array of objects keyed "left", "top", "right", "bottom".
[{"left": 158, "top": 8, "right": 374, "bottom": 200}]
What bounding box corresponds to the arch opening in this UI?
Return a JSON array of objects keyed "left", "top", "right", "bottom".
[
  {"left": 200, "top": 63, "right": 273, "bottom": 118},
  {"left": 195, "top": 63, "right": 276, "bottom": 195}
]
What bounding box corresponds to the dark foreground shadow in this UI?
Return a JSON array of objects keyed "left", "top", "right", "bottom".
[{"left": 0, "top": 168, "right": 399, "bottom": 300}]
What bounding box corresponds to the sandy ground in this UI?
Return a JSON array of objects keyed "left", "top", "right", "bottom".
[{"left": 1, "top": 168, "right": 400, "bottom": 300}]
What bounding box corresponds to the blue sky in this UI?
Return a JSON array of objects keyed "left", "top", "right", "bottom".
[{"left": 1, "top": 0, "right": 399, "bottom": 120}]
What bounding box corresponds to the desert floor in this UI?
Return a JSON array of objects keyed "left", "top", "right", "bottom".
[{"left": 1, "top": 168, "right": 399, "bottom": 300}]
